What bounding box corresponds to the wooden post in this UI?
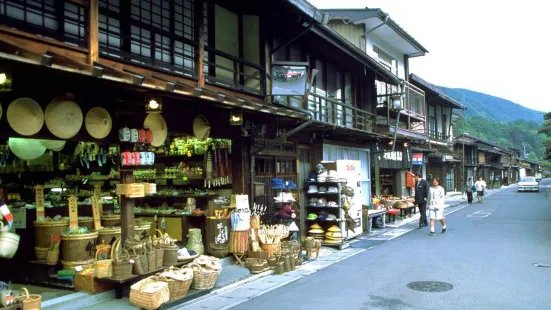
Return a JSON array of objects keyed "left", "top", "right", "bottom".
[
  {"left": 88, "top": 0, "right": 99, "bottom": 64},
  {"left": 120, "top": 171, "right": 135, "bottom": 241},
  {"left": 34, "top": 185, "right": 45, "bottom": 219},
  {"left": 264, "top": 40, "right": 272, "bottom": 104},
  {"left": 194, "top": 0, "right": 205, "bottom": 87},
  {"left": 68, "top": 196, "right": 79, "bottom": 229}
]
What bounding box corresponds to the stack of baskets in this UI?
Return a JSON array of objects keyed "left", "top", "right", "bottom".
[{"left": 189, "top": 255, "right": 222, "bottom": 290}]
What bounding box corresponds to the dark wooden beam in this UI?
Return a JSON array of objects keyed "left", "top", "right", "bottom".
[
  {"left": 194, "top": 0, "right": 205, "bottom": 87},
  {"left": 120, "top": 171, "right": 135, "bottom": 242},
  {"left": 88, "top": 0, "right": 99, "bottom": 64}
]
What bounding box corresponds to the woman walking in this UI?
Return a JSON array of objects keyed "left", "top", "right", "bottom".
[
  {"left": 428, "top": 177, "right": 447, "bottom": 236},
  {"left": 465, "top": 177, "right": 474, "bottom": 204}
]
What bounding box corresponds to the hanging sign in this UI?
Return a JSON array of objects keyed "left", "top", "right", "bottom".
[
  {"left": 68, "top": 196, "right": 79, "bottom": 229},
  {"left": 94, "top": 184, "right": 104, "bottom": 214},
  {"left": 232, "top": 194, "right": 249, "bottom": 210},
  {"left": 35, "top": 185, "right": 45, "bottom": 219},
  {"left": 91, "top": 197, "right": 102, "bottom": 230},
  {"left": 412, "top": 153, "right": 423, "bottom": 166},
  {"left": 11, "top": 207, "right": 26, "bottom": 229}
]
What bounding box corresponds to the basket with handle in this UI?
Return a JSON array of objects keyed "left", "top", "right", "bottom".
[
  {"left": 146, "top": 243, "right": 156, "bottom": 271},
  {"left": 189, "top": 262, "right": 221, "bottom": 290},
  {"left": 18, "top": 287, "right": 41, "bottom": 310},
  {"left": 158, "top": 266, "right": 193, "bottom": 301},
  {"left": 128, "top": 247, "right": 144, "bottom": 275},
  {"left": 111, "top": 238, "right": 132, "bottom": 279},
  {"left": 152, "top": 230, "right": 165, "bottom": 268},
  {"left": 129, "top": 276, "right": 170, "bottom": 310},
  {"left": 94, "top": 246, "right": 113, "bottom": 279}
]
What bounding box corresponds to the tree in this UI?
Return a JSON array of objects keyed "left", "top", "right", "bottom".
[{"left": 537, "top": 112, "right": 551, "bottom": 162}]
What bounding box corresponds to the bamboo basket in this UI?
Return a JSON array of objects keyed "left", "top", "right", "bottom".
[
  {"left": 129, "top": 276, "right": 170, "bottom": 310},
  {"left": 18, "top": 287, "right": 41, "bottom": 310},
  {"left": 61, "top": 231, "right": 99, "bottom": 262},
  {"left": 152, "top": 230, "right": 164, "bottom": 268},
  {"left": 97, "top": 227, "right": 121, "bottom": 245},
  {"left": 78, "top": 217, "right": 94, "bottom": 231},
  {"left": 163, "top": 244, "right": 179, "bottom": 266},
  {"left": 46, "top": 250, "right": 59, "bottom": 265},
  {"left": 159, "top": 266, "right": 193, "bottom": 301},
  {"left": 112, "top": 238, "right": 133, "bottom": 279},
  {"left": 34, "top": 221, "right": 69, "bottom": 248},
  {"left": 101, "top": 214, "right": 121, "bottom": 228},
  {"left": 146, "top": 247, "right": 156, "bottom": 271},
  {"left": 209, "top": 243, "right": 229, "bottom": 259},
  {"left": 260, "top": 243, "right": 281, "bottom": 257},
  {"left": 94, "top": 248, "right": 112, "bottom": 279},
  {"left": 134, "top": 223, "right": 152, "bottom": 240},
  {"left": 129, "top": 248, "right": 144, "bottom": 275},
  {"left": 61, "top": 259, "right": 94, "bottom": 270},
  {"left": 230, "top": 230, "right": 249, "bottom": 254},
  {"left": 34, "top": 246, "right": 49, "bottom": 262},
  {"left": 189, "top": 262, "right": 221, "bottom": 290}
]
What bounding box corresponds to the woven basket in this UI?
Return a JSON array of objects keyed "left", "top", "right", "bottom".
[
  {"left": 61, "top": 259, "right": 94, "bottom": 270},
  {"left": 146, "top": 247, "right": 156, "bottom": 271},
  {"left": 94, "top": 248, "right": 112, "bottom": 279},
  {"left": 34, "top": 246, "right": 49, "bottom": 262},
  {"left": 18, "top": 287, "right": 41, "bottom": 310},
  {"left": 230, "top": 230, "right": 249, "bottom": 254},
  {"left": 46, "top": 250, "right": 59, "bottom": 266},
  {"left": 189, "top": 262, "right": 221, "bottom": 290},
  {"left": 101, "top": 214, "right": 121, "bottom": 228},
  {"left": 210, "top": 243, "right": 229, "bottom": 259},
  {"left": 163, "top": 245, "right": 179, "bottom": 266},
  {"left": 78, "top": 218, "right": 94, "bottom": 231},
  {"left": 129, "top": 248, "right": 144, "bottom": 275},
  {"left": 260, "top": 242, "right": 281, "bottom": 257},
  {"left": 61, "top": 231, "right": 99, "bottom": 262},
  {"left": 159, "top": 266, "right": 193, "bottom": 301},
  {"left": 33, "top": 220, "right": 68, "bottom": 248},
  {"left": 111, "top": 238, "right": 132, "bottom": 279},
  {"left": 129, "top": 276, "right": 170, "bottom": 310},
  {"left": 97, "top": 227, "right": 121, "bottom": 245}
]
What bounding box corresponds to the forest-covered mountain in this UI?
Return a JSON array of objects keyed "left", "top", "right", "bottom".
[
  {"left": 440, "top": 87, "right": 547, "bottom": 161},
  {"left": 439, "top": 87, "right": 545, "bottom": 124}
]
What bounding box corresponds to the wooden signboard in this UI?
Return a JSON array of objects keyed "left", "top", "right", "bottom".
[
  {"left": 94, "top": 184, "right": 104, "bottom": 213},
  {"left": 35, "top": 185, "right": 45, "bottom": 219},
  {"left": 91, "top": 197, "right": 101, "bottom": 230},
  {"left": 68, "top": 196, "right": 79, "bottom": 229}
]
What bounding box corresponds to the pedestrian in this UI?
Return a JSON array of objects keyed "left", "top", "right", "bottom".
[
  {"left": 465, "top": 177, "right": 474, "bottom": 204},
  {"left": 427, "top": 177, "right": 447, "bottom": 236},
  {"left": 414, "top": 173, "right": 429, "bottom": 228},
  {"left": 474, "top": 176, "right": 487, "bottom": 203}
]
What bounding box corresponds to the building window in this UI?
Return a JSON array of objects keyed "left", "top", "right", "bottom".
[{"left": 0, "top": 0, "right": 87, "bottom": 47}]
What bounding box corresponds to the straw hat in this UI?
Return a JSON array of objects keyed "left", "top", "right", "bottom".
[
  {"left": 45, "top": 96, "right": 83, "bottom": 139},
  {"left": 323, "top": 239, "right": 342, "bottom": 244},
  {"left": 309, "top": 223, "right": 322, "bottom": 230},
  {"left": 308, "top": 228, "right": 324, "bottom": 234},
  {"left": 40, "top": 140, "right": 66, "bottom": 151},
  {"left": 7, "top": 97, "right": 44, "bottom": 136},
  {"left": 85, "top": 107, "right": 112, "bottom": 139},
  {"left": 144, "top": 113, "right": 167, "bottom": 147},
  {"left": 8, "top": 138, "right": 46, "bottom": 160},
  {"left": 325, "top": 231, "right": 342, "bottom": 238},
  {"left": 327, "top": 225, "right": 341, "bottom": 232},
  {"left": 193, "top": 115, "right": 210, "bottom": 141}
]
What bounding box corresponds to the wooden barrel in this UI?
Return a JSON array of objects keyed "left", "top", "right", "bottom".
[
  {"left": 78, "top": 217, "right": 94, "bottom": 231},
  {"left": 97, "top": 227, "right": 121, "bottom": 246},
  {"left": 61, "top": 231, "right": 99, "bottom": 263},
  {"left": 101, "top": 214, "right": 121, "bottom": 227},
  {"left": 230, "top": 230, "right": 249, "bottom": 254},
  {"left": 33, "top": 221, "right": 69, "bottom": 248}
]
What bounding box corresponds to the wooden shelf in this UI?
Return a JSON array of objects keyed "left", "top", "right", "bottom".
[
  {"left": 306, "top": 205, "right": 339, "bottom": 209},
  {"left": 136, "top": 194, "right": 218, "bottom": 199}
]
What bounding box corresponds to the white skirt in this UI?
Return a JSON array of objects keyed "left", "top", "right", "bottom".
[{"left": 429, "top": 209, "right": 444, "bottom": 220}]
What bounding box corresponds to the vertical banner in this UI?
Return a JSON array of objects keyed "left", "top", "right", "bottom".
[
  {"left": 94, "top": 184, "right": 104, "bottom": 213},
  {"left": 91, "top": 197, "right": 102, "bottom": 230},
  {"left": 34, "top": 185, "right": 45, "bottom": 219},
  {"left": 68, "top": 196, "right": 79, "bottom": 229}
]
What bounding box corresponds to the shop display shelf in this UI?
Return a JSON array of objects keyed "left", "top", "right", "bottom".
[
  {"left": 306, "top": 181, "right": 346, "bottom": 184},
  {"left": 305, "top": 192, "right": 340, "bottom": 195},
  {"left": 155, "top": 154, "right": 206, "bottom": 160},
  {"left": 305, "top": 205, "right": 339, "bottom": 209},
  {"left": 137, "top": 194, "right": 219, "bottom": 199}
]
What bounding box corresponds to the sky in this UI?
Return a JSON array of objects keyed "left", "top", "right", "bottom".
[{"left": 309, "top": 0, "right": 551, "bottom": 112}]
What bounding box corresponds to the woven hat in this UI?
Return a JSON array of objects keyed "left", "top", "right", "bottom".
[
  {"left": 327, "top": 186, "right": 338, "bottom": 193},
  {"left": 193, "top": 115, "right": 211, "bottom": 141},
  {"left": 85, "top": 107, "right": 112, "bottom": 139},
  {"left": 324, "top": 238, "right": 342, "bottom": 244},
  {"left": 318, "top": 186, "right": 327, "bottom": 193},
  {"left": 327, "top": 225, "right": 341, "bottom": 232},
  {"left": 310, "top": 223, "right": 322, "bottom": 229},
  {"left": 45, "top": 96, "right": 83, "bottom": 139},
  {"left": 308, "top": 229, "right": 324, "bottom": 234},
  {"left": 327, "top": 201, "right": 338, "bottom": 207},
  {"left": 7, "top": 97, "right": 44, "bottom": 136},
  {"left": 9, "top": 138, "right": 46, "bottom": 160},
  {"left": 40, "top": 140, "right": 66, "bottom": 151},
  {"left": 307, "top": 213, "right": 318, "bottom": 220},
  {"left": 325, "top": 231, "right": 342, "bottom": 238},
  {"left": 144, "top": 113, "right": 168, "bottom": 147},
  {"left": 307, "top": 185, "right": 318, "bottom": 193},
  {"left": 327, "top": 214, "right": 337, "bottom": 221}
]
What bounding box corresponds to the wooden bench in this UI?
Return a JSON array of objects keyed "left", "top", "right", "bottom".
[{"left": 367, "top": 209, "right": 387, "bottom": 233}]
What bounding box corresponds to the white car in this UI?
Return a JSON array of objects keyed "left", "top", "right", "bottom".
[{"left": 517, "top": 177, "right": 539, "bottom": 192}]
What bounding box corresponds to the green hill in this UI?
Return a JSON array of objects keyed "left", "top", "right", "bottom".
[{"left": 439, "top": 87, "right": 545, "bottom": 124}]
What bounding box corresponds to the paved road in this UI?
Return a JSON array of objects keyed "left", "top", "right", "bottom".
[{"left": 230, "top": 180, "right": 551, "bottom": 310}]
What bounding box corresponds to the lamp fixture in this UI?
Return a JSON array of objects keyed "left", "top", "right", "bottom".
[
  {"left": 403, "top": 142, "right": 409, "bottom": 148},
  {"left": 0, "top": 71, "right": 12, "bottom": 92},
  {"left": 145, "top": 96, "right": 163, "bottom": 113},
  {"left": 230, "top": 110, "right": 243, "bottom": 126},
  {"left": 388, "top": 140, "right": 394, "bottom": 146}
]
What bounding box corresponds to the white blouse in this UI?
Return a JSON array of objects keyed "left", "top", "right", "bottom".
[{"left": 427, "top": 186, "right": 445, "bottom": 210}]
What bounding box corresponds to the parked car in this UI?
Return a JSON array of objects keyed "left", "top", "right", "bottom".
[
  {"left": 517, "top": 177, "right": 539, "bottom": 192},
  {"left": 534, "top": 173, "right": 542, "bottom": 182}
]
